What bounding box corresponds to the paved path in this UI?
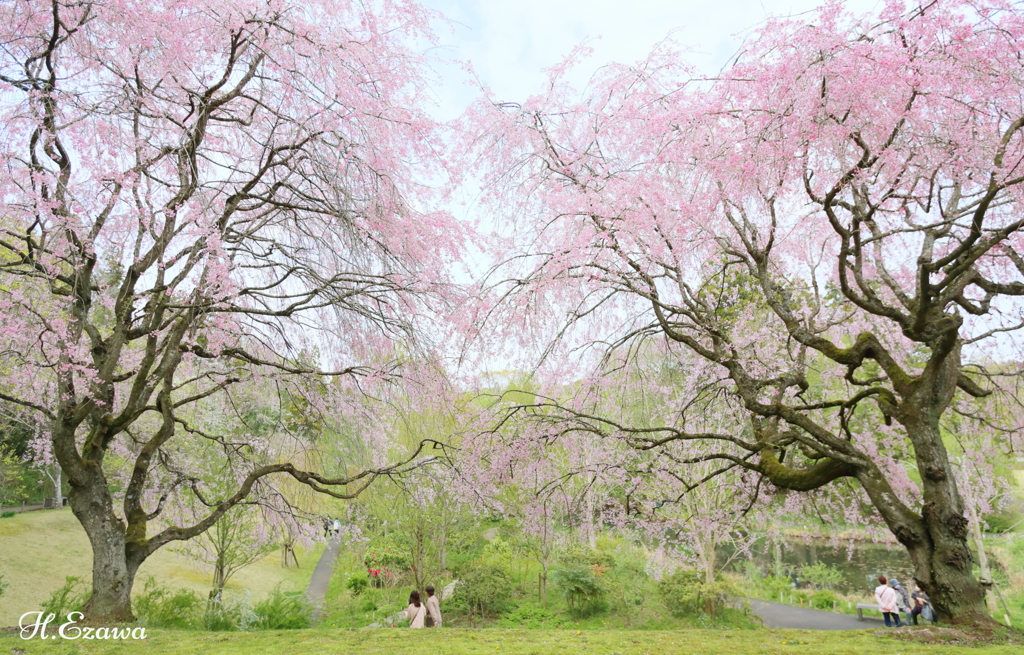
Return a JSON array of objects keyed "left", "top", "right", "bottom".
[
  {"left": 747, "top": 598, "right": 884, "bottom": 630},
  {"left": 306, "top": 537, "right": 341, "bottom": 623}
]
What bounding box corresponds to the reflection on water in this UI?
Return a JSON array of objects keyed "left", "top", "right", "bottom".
[{"left": 720, "top": 538, "right": 917, "bottom": 594}]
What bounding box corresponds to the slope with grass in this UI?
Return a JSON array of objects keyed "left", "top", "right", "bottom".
[{"left": 0, "top": 510, "right": 322, "bottom": 627}]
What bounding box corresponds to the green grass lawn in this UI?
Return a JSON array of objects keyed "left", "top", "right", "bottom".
[
  {"left": 2, "top": 627, "right": 1020, "bottom": 655},
  {"left": 0, "top": 510, "right": 323, "bottom": 627}
]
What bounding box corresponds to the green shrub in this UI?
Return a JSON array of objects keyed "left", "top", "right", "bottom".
[
  {"left": 801, "top": 562, "right": 845, "bottom": 590},
  {"left": 551, "top": 564, "right": 606, "bottom": 618},
  {"left": 1, "top": 511, "right": 16, "bottom": 518},
  {"left": 202, "top": 591, "right": 255, "bottom": 631},
  {"left": 252, "top": 589, "right": 311, "bottom": 629},
  {"left": 757, "top": 574, "right": 794, "bottom": 602},
  {"left": 133, "top": 577, "right": 202, "bottom": 629},
  {"left": 810, "top": 589, "right": 839, "bottom": 610},
  {"left": 984, "top": 511, "right": 1019, "bottom": 534},
  {"left": 345, "top": 573, "right": 369, "bottom": 596},
  {"left": 498, "top": 602, "right": 568, "bottom": 628},
  {"left": 457, "top": 565, "right": 513, "bottom": 618},
  {"left": 606, "top": 558, "right": 650, "bottom": 626},
  {"left": 658, "top": 569, "right": 702, "bottom": 618},
  {"left": 363, "top": 539, "right": 409, "bottom": 586},
  {"left": 559, "top": 543, "right": 615, "bottom": 570},
  {"left": 359, "top": 597, "right": 378, "bottom": 612},
  {"left": 657, "top": 569, "right": 739, "bottom": 621},
  {"left": 478, "top": 537, "right": 514, "bottom": 572},
  {"left": 41, "top": 576, "right": 88, "bottom": 620}
]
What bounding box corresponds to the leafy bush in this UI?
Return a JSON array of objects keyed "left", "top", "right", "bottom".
[
  {"left": 252, "top": 589, "right": 311, "bottom": 629},
  {"left": 1, "top": 511, "right": 15, "bottom": 518},
  {"left": 757, "top": 574, "right": 794, "bottom": 602},
  {"left": 345, "top": 573, "right": 369, "bottom": 596},
  {"left": 457, "top": 565, "right": 513, "bottom": 618},
  {"left": 800, "top": 562, "right": 845, "bottom": 590},
  {"left": 657, "top": 569, "right": 738, "bottom": 620},
  {"left": 134, "top": 578, "right": 309, "bottom": 631},
  {"left": 551, "top": 564, "right": 605, "bottom": 618},
  {"left": 0, "top": 450, "right": 28, "bottom": 508},
  {"left": 984, "top": 511, "right": 1019, "bottom": 534},
  {"left": 791, "top": 590, "right": 810, "bottom": 606},
  {"left": 363, "top": 539, "right": 409, "bottom": 587},
  {"left": 810, "top": 589, "right": 839, "bottom": 610},
  {"left": 359, "top": 597, "right": 378, "bottom": 612},
  {"left": 658, "top": 569, "right": 702, "bottom": 617},
  {"left": 498, "top": 602, "right": 568, "bottom": 628},
  {"left": 202, "top": 590, "right": 256, "bottom": 631},
  {"left": 605, "top": 557, "right": 649, "bottom": 626},
  {"left": 41, "top": 576, "right": 88, "bottom": 620},
  {"left": 133, "top": 577, "right": 203, "bottom": 629},
  {"left": 559, "top": 543, "right": 615, "bottom": 570}
]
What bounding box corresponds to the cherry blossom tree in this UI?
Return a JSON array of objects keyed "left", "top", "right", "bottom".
[
  {"left": 0, "top": 0, "right": 459, "bottom": 621},
  {"left": 465, "top": 0, "right": 1024, "bottom": 625}
]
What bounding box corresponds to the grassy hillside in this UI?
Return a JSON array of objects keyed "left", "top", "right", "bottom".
[{"left": 0, "top": 510, "right": 322, "bottom": 627}]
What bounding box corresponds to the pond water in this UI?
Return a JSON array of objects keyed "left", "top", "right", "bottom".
[{"left": 720, "top": 537, "right": 917, "bottom": 595}]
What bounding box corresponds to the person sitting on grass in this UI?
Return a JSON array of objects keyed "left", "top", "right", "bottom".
[{"left": 406, "top": 590, "right": 427, "bottom": 628}]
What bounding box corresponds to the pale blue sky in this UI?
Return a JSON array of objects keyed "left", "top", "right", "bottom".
[{"left": 421, "top": 0, "right": 880, "bottom": 120}]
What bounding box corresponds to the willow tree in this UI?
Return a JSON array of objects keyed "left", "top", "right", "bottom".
[
  {"left": 467, "top": 0, "right": 1024, "bottom": 625},
  {"left": 0, "top": 0, "right": 458, "bottom": 621}
]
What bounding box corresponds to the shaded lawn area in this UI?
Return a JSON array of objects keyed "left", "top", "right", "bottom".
[{"left": 3, "top": 628, "right": 1021, "bottom": 655}]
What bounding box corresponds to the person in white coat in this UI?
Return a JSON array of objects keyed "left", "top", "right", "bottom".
[
  {"left": 875, "top": 575, "right": 902, "bottom": 627},
  {"left": 405, "top": 590, "right": 427, "bottom": 628}
]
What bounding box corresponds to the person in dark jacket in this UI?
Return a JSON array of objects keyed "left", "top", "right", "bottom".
[
  {"left": 890, "top": 578, "right": 911, "bottom": 625},
  {"left": 910, "top": 587, "right": 936, "bottom": 625}
]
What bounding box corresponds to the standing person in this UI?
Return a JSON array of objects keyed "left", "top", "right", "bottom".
[
  {"left": 322, "top": 518, "right": 331, "bottom": 539},
  {"left": 405, "top": 590, "right": 427, "bottom": 628},
  {"left": 424, "top": 585, "right": 442, "bottom": 628},
  {"left": 332, "top": 517, "right": 342, "bottom": 537},
  {"left": 875, "top": 576, "right": 902, "bottom": 627},
  {"left": 890, "top": 578, "right": 911, "bottom": 625}
]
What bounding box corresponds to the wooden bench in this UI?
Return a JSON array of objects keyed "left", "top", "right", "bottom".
[{"left": 856, "top": 602, "right": 881, "bottom": 620}]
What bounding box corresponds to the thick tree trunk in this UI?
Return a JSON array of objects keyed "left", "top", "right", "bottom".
[
  {"left": 68, "top": 468, "right": 143, "bottom": 622},
  {"left": 902, "top": 521, "right": 989, "bottom": 625},
  {"left": 846, "top": 341, "right": 996, "bottom": 627},
  {"left": 905, "top": 394, "right": 992, "bottom": 625},
  {"left": 857, "top": 432, "right": 992, "bottom": 626}
]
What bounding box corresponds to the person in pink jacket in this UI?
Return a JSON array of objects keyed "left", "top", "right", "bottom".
[
  {"left": 405, "top": 590, "right": 427, "bottom": 628},
  {"left": 874, "top": 576, "right": 902, "bottom": 627}
]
